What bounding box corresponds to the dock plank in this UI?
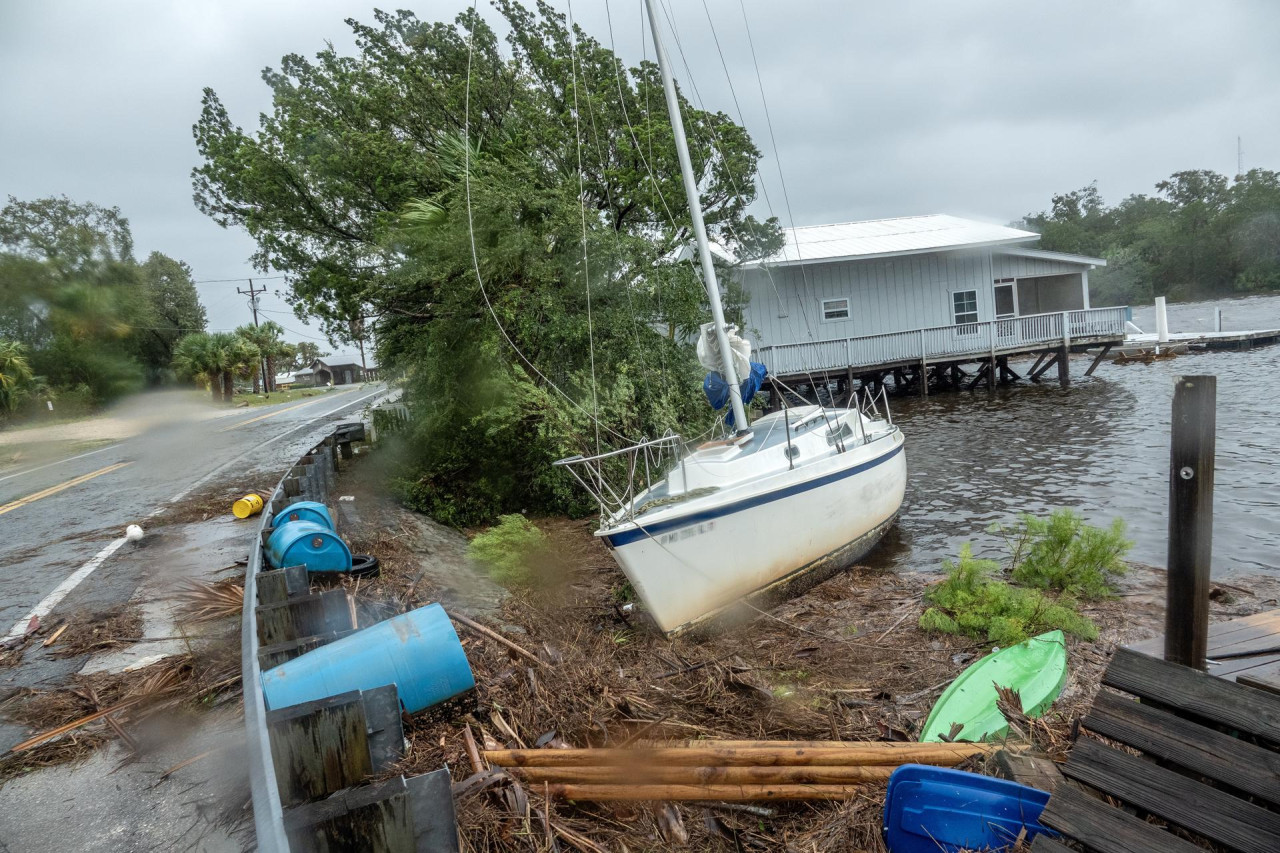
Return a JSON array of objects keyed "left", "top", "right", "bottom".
[
  {"left": 1082, "top": 690, "right": 1280, "bottom": 806},
  {"left": 1063, "top": 738, "right": 1280, "bottom": 852},
  {"left": 1029, "top": 837, "right": 1074, "bottom": 853},
  {"left": 1102, "top": 648, "right": 1280, "bottom": 743},
  {"left": 1039, "top": 783, "right": 1201, "bottom": 853},
  {"left": 1238, "top": 661, "right": 1280, "bottom": 696}
]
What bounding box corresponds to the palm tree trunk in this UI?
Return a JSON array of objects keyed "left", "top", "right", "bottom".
[
  {"left": 210, "top": 379, "right": 219, "bottom": 401},
  {"left": 252, "top": 371, "right": 261, "bottom": 394},
  {"left": 222, "top": 371, "right": 234, "bottom": 403},
  {"left": 266, "top": 355, "right": 276, "bottom": 392}
]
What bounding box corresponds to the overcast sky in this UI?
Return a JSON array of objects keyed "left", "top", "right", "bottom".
[{"left": 2, "top": 0, "right": 1278, "bottom": 340}]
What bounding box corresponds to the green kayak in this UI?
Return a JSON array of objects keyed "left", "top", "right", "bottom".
[{"left": 920, "top": 630, "right": 1068, "bottom": 743}]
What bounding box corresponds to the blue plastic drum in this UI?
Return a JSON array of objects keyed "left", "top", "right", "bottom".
[
  {"left": 265, "top": 520, "right": 352, "bottom": 572},
  {"left": 270, "top": 500, "right": 334, "bottom": 531},
  {"left": 260, "top": 603, "right": 475, "bottom": 714}
]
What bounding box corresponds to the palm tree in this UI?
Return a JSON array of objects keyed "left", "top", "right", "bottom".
[
  {"left": 173, "top": 332, "right": 223, "bottom": 400},
  {"left": 0, "top": 340, "right": 34, "bottom": 414},
  {"left": 223, "top": 334, "right": 261, "bottom": 402},
  {"left": 236, "top": 321, "right": 288, "bottom": 394}
]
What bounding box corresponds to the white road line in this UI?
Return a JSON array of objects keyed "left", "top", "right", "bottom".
[
  {"left": 0, "top": 442, "right": 123, "bottom": 484},
  {"left": 4, "top": 537, "right": 129, "bottom": 641},
  {"left": 6, "top": 386, "right": 397, "bottom": 639}
]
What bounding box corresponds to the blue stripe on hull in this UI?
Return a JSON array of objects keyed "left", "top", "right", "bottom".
[{"left": 604, "top": 440, "right": 904, "bottom": 548}]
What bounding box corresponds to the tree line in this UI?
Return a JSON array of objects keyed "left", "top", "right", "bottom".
[
  {"left": 0, "top": 194, "right": 333, "bottom": 420},
  {"left": 1020, "top": 168, "right": 1280, "bottom": 305},
  {"left": 192, "top": 2, "right": 778, "bottom": 524}
]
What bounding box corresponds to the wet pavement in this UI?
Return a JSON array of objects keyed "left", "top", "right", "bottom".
[{"left": 0, "top": 385, "right": 390, "bottom": 638}]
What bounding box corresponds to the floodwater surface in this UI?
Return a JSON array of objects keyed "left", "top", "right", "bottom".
[{"left": 875, "top": 293, "right": 1280, "bottom": 579}]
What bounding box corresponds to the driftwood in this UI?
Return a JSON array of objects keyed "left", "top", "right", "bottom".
[
  {"left": 511, "top": 765, "right": 896, "bottom": 785},
  {"left": 486, "top": 742, "right": 993, "bottom": 768},
  {"left": 544, "top": 783, "right": 868, "bottom": 802}
]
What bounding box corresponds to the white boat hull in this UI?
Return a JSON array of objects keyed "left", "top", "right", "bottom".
[{"left": 601, "top": 431, "right": 907, "bottom": 635}]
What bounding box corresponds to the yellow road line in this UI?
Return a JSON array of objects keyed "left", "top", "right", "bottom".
[
  {"left": 218, "top": 389, "right": 357, "bottom": 433},
  {"left": 0, "top": 461, "right": 133, "bottom": 516}
]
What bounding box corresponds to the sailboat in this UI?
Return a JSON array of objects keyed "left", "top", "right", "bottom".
[{"left": 555, "top": 0, "right": 906, "bottom": 636}]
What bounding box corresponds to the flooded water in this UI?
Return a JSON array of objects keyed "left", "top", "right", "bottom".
[{"left": 876, "top": 293, "right": 1280, "bottom": 579}]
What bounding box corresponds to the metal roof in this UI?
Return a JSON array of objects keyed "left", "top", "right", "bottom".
[
  {"left": 741, "top": 214, "right": 1040, "bottom": 269},
  {"left": 995, "top": 246, "right": 1107, "bottom": 268}
]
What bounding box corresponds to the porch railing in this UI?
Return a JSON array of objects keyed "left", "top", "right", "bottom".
[{"left": 757, "top": 306, "right": 1128, "bottom": 376}]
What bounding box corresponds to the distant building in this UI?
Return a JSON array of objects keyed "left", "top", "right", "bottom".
[
  {"left": 300, "top": 358, "right": 366, "bottom": 386},
  {"left": 732, "top": 214, "right": 1124, "bottom": 390}
]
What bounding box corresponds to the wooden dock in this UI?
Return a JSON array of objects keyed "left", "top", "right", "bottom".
[
  {"left": 1129, "top": 607, "right": 1280, "bottom": 694},
  {"left": 758, "top": 306, "right": 1128, "bottom": 402},
  {"left": 1123, "top": 327, "right": 1280, "bottom": 352},
  {"left": 1032, "top": 642, "right": 1280, "bottom": 853}
]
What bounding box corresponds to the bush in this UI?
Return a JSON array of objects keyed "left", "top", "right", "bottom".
[
  {"left": 997, "top": 509, "right": 1130, "bottom": 599},
  {"left": 466, "top": 514, "right": 550, "bottom": 587},
  {"left": 919, "top": 545, "right": 1098, "bottom": 646}
]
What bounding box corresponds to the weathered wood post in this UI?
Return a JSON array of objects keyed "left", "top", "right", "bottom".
[
  {"left": 918, "top": 329, "right": 928, "bottom": 398},
  {"left": 1057, "top": 312, "right": 1071, "bottom": 388},
  {"left": 1164, "top": 375, "right": 1216, "bottom": 669},
  {"left": 987, "top": 321, "right": 996, "bottom": 390}
]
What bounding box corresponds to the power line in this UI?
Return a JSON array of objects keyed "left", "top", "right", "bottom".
[{"left": 191, "top": 274, "right": 287, "bottom": 284}]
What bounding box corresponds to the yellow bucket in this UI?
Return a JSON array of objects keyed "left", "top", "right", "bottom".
[{"left": 232, "top": 493, "right": 264, "bottom": 519}]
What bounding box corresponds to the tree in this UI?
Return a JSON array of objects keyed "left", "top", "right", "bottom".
[
  {"left": 173, "top": 332, "right": 223, "bottom": 400},
  {"left": 291, "top": 341, "right": 328, "bottom": 370},
  {"left": 236, "top": 321, "right": 289, "bottom": 393},
  {"left": 0, "top": 340, "right": 34, "bottom": 415},
  {"left": 192, "top": 3, "right": 779, "bottom": 523},
  {"left": 131, "top": 252, "right": 207, "bottom": 380}
]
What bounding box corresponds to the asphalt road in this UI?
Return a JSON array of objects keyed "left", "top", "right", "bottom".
[{"left": 0, "top": 384, "right": 393, "bottom": 639}]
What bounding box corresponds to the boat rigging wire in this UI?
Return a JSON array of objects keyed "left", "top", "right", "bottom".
[{"left": 460, "top": 0, "right": 634, "bottom": 446}]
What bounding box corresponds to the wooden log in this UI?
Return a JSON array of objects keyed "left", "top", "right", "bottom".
[
  {"left": 1165, "top": 376, "right": 1215, "bottom": 668},
  {"left": 546, "top": 783, "right": 864, "bottom": 802},
  {"left": 449, "top": 611, "right": 546, "bottom": 668},
  {"left": 485, "top": 743, "right": 993, "bottom": 768},
  {"left": 511, "top": 765, "right": 895, "bottom": 785}
]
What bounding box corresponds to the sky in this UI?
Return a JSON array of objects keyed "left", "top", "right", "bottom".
[{"left": 2, "top": 0, "right": 1278, "bottom": 342}]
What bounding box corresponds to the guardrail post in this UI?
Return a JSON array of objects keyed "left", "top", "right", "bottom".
[{"left": 1165, "top": 376, "right": 1215, "bottom": 669}]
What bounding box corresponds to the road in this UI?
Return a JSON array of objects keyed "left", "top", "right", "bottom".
[{"left": 0, "top": 384, "right": 393, "bottom": 639}]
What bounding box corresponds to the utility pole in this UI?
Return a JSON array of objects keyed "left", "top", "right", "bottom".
[{"left": 237, "top": 279, "right": 271, "bottom": 394}]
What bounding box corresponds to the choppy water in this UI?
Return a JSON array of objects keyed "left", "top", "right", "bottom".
[{"left": 873, "top": 293, "right": 1280, "bottom": 578}]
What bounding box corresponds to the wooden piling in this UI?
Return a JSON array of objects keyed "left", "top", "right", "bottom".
[{"left": 1164, "top": 376, "right": 1216, "bottom": 669}]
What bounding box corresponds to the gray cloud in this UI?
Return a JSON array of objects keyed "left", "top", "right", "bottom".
[{"left": 2, "top": 0, "right": 1277, "bottom": 335}]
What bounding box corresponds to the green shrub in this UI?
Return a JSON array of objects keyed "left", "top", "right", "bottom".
[
  {"left": 996, "top": 509, "right": 1130, "bottom": 598},
  {"left": 920, "top": 545, "right": 1098, "bottom": 645},
  {"left": 466, "top": 514, "right": 550, "bottom": 587}
]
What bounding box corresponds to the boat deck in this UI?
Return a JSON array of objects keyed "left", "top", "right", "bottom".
[{"left": 1032, "top": 643, "right": 1280, "bottom": 853}]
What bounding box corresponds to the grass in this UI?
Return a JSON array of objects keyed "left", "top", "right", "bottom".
[
  {"left": 466, "top": 514, "right": 552, "bottom": 587},
  {"left": 919, "top": 511, "right": 1131, "bottom": 646},
  {"left": 232, "top": 386, "right": 336, "bottom": 407}
]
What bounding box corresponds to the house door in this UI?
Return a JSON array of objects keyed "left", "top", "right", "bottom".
[{"left": 993, "top": 280, "right": 1018, "bottom": 344}]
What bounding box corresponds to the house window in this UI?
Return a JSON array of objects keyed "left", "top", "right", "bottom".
[
  {"left": 821, "top": 297, "right": 850, "bottom": 321},
  {"left": 952, "top": 290, "right": 978, "bottom": 325}
]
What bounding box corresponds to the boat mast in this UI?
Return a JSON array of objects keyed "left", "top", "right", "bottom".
[{"left": 644, "top": 0, "right": 749, "bottom": 433}]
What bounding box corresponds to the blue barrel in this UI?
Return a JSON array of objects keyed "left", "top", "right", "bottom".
[
  {"left": 260, "top": 603, "right": 475, "bottom": 713},
  {"left": 270, "top": 501, "right": 334, "bottom": 531},
  {"left": 265, "top": 520, "right": 352, "bottom": 571}
]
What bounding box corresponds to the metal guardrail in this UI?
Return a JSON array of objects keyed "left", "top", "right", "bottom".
[
  {"left": 757, "top": 306, "right": 1129, "bottom": 376},
  {"left": 242, "top": 422, "right": 368, "bottom": 851}
]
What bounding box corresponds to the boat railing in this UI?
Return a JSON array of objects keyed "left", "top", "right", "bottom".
[
  {"left": 553, "top": 434, "right": 685, "bottom": 522},
  {"left": 858, "top": 383, "right": 892, "bottom": 426}
]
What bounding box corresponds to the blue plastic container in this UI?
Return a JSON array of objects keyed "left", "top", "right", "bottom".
[
  {"left": 270, "top": 500, "right": 334, "bottom": 531},
  {"left": 265, "top": 520, "right": 352, "bottom": 572},
  {"left": 260, "top": 603, "right": 475, "bottom": 714},
  {"left": 883, "top": 765, "right": 1055, "bottom": 853}
]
